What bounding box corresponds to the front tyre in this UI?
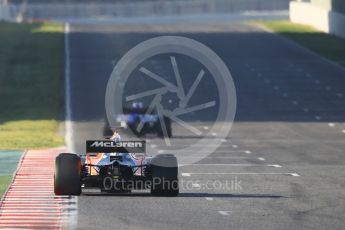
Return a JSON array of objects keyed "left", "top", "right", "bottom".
[
  {"left": 54, "top": 153, "right": 81, "bottom": 196},
  {"left": 150, "top": 154, "right": 179, "bottom": 196}
]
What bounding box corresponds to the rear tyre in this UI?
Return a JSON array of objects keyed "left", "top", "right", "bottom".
[
  {"left": 150, "top": 154, "right": 179, "bottom": 196},
  {"left": 54, "top": 153, "right": 81, "bottom": 196}
]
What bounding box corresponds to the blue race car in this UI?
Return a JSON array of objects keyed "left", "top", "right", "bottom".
[{"left": 104, "top": 102, "right": 172, "bottom": 138}]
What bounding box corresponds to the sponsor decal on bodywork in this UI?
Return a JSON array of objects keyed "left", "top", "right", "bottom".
[{"left": 86, "top": 141, "right": 146, "bottom": 153}]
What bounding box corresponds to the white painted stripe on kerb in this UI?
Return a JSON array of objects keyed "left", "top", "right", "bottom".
[
  {"left": 0, "top": 225, "right": 61, "bottom": 228},
  {"left": 0, "top": 216, "right": 65, "bottom": 220},
  {"left": 0, "top": 220, "right": 63, "bottom": 224},
  {"left": 0, "top": 210, "right": 63, "bottom": 213},
  {"left": 2, "top": 196, "right": 66, "bottom": 199}
]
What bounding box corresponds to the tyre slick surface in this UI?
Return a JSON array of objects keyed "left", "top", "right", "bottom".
[
  {"left": 151, "top": 154, "right": 179, "bottom": 196},
  {"left": 54, "top": 153, "right": 81, "bottom": 196}
]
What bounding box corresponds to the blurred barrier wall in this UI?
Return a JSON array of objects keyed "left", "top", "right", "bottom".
[
  {"left": 0, "top": 0, "right": 12, "bottom": 20},
  {"left": 290, "top": 0, "right": 345, "bottom": 39},
  {"left": 310, "top": 0, "right": 345, "bottom": 14},
  {"left": 13, "top": 0, "right": 289, "bottom": 20}
]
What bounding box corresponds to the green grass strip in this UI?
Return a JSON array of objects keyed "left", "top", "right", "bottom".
[
  {"left": 0, "top": 22, "right": 64, "bottom": 149},
  {"left": 254, "top": 20, "right": 345, "bottom": 67},
  {"left": 0, "top": 175, "right": 13, "bottom": 198}
]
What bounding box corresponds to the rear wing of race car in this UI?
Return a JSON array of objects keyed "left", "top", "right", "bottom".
[
  {"left": 122, "top": 107, "right": 149, "bottom": 114},
  {"left": 86, "top": 140, "right": 146, "bottom": 153}
]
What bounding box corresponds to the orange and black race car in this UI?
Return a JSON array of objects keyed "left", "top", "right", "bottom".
[{"left": 54, "top": 140, "right": 179, "bottom": 196}]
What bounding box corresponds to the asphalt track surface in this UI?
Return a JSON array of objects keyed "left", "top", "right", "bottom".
[{"left": 67, "top": 23, "right": 345, "bottom": 230}]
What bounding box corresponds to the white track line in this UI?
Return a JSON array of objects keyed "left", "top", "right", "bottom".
[
  {"left": 220, "top": 150, "right": 251, "bottom": 153},
  {"left": 181, "top": 173, "right": 191, "bottom": 177},
  {"left": 218, "top": 211, "right": 231, "bottom": 216},
  {"left": 64, "top": 22, "right": 78, "bottom": 230},
  {"left": 181, "top": 164, "right": 281, "bottom": 167},
  {"left": 181, "top": 172, "right": 300, "bottom": 176},
  {"left": 328, "top": 123, "right": 335, "bottom": 127},
  {"left": 290, "top": 173, "right": 300, "bottom": 177},
  {"left": 192, "top": 183, "right": 201, "bottom": 188},
  {"left": 178, "top": 156, "right": 254, "bottom": 159},
  {"left": 64, "top": 23, "right": 73, "bottom": 153},
  {"left": 205, "top": 197, "right": 214, "bottom": 201}
]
